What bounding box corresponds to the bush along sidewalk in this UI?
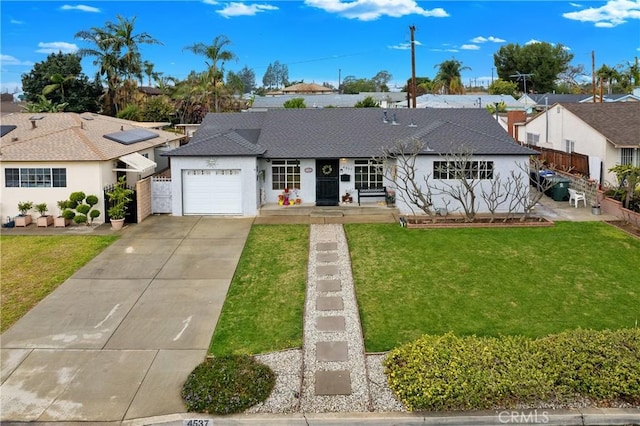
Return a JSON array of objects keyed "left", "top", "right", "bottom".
[
  {"left": 181, "top": 354, "right": 275, "bottom": 414},
  {"left": 384, "top": 328, "right": 640, "bottom": 411}
]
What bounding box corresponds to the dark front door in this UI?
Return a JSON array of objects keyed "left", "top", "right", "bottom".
[{"left": 316, "top": 159, "right": 339, "bottom": 206}]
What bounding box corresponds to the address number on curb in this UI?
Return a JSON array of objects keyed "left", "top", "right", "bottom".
[{"left": 184, "top": 420, "right": 211, "bottom": 426}]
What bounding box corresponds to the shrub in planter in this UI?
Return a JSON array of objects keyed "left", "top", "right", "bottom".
[
  {"left": 17, "top": 201, "right": 33, "bottom": 217},
  {"left": 66, "top": 192, "right": 100, "bottom": 225},
  {"left": 181, "top": 354, "right": 275, "bottom": 414}
]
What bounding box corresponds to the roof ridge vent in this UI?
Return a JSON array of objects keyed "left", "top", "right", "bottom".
[{"left": 382, "top": 110, "right": 388, "bottom": 123}]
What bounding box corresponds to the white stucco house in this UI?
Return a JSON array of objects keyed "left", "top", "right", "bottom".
[
  {"left": 515, "top": 102, "right": 640, "bottom": 184},
  {"left": 165, "top": 108, "right": 537, "bottom": 217},
  {"left": 0, "top": 112, "right": 185, "bottom": 224}
]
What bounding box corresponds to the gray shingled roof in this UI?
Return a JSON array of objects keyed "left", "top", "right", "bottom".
[
  {"left": 561, "top": 102, "right": 640, "bottom": 148},
  {"left": 165, "top": 108, "right": 537, "bottom": 159}
]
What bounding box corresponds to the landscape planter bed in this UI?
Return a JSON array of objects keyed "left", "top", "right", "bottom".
[{"left": 402, "top": 216, "right": 554, "bottom": 229}]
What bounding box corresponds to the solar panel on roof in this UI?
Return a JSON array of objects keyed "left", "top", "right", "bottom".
[{"left": 104, "top": 128, "right": 159, "bottom": 145}]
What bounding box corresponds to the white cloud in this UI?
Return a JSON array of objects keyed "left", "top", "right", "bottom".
[
  {"left": 60, "top": 4, "right": 101, "bottom": 13},
  {"left": 304, "top": 0, "right": 449, "bottom": 21},
  {"left": 471, "top": 35, "right": 506, "bottom": 43},
  {"left": 216, "top": 2, "right": 279, "bottom": 18},
  {"left": 562, "top": 0, "right": 640, "bottom": 27},
  {"left": 36, "top": 42, "right": 79, "bottom": 54},
  {"left": 0, "top": 54, "right": 33, "bottom": 66},
  {"left": 525, "top": 39, "right": 542, "bottom": 45},
  {"left": 10, "top": 19, "right": 24, "bottom": 24},
  {"left": 461, "top": 44, "right": 480, "bottom": 50},
  {"left": 388, "top": 40, "right": 422, "bottom": 50},
  {"left": 431, "top": 48, "right": 459, "bottom": 53},
  {"left": 569, "top": 2, "right": 583, "bottom": 7}
]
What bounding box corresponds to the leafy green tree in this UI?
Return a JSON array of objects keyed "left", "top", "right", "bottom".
[
  {"left": 262, "top": 61, "right": 289, "bottom": 89},
  {"left": 21, "top": 52, "right": 101, "bottom": 113},
  {"left": 433, "top": 58, "right": 469, "bottom": 94},
  {"left": 283, "top": 97, "right": 305, "bottom": 108},
  {"left": 354, "top": 96, "right": 378, "bottom": 107},
  {"left": 237, "top": 66, "right": 256, "bottom": 92},
  {"left": 494, "top": 42, "right": 573, "bottom": 94},
  {"left": 488, "top": 79, "right": 518, "bottom": 96},
  {"left": 372, "top": 70, "right": 392, "bottom": 92},
  {"left": 341, "top": 76, "right": 376, "bottom": 94},
  {"left": 22, "top": 94, "right": 68, "bottom": 112},
  {"left": 142, "top": 96, "right": 174, "bottom": 122},
  {"left": 117, "top": 104, "right": 142, "bottom": 121}
]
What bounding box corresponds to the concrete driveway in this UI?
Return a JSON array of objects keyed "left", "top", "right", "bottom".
[{"left": 0, "top": 215, "right": 253, "bottom": 422}]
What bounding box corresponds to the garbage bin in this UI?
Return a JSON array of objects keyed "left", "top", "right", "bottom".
[{"left": 546, "top": 177, "right": 570, "bottom": 201}]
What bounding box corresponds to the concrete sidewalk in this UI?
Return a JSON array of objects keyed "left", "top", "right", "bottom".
[{"left": 0, "top": 215, "right": 253, "bottom": 422}]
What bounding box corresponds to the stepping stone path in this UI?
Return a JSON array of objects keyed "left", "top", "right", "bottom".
[{"left": 300, "top": 224, "right": 370, "bottom": 412}]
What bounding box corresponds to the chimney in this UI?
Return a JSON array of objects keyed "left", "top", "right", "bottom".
[{"left": 507, "top": 110, "right": 527, "bottom": 140}]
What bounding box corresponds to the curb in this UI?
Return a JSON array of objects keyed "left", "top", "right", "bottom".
[{"left": 123, "top": 408, "right": 640, "bottom": 426}]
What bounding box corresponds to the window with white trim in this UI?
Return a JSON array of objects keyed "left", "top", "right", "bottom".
[
  {"left": 271, "top": 160, "right": 300, "bottom": 190},
  {"left": 526, "top": 132, "right": 540, "bottom": 146},
  {"left": 354, "top": 159, "right": 383, "bottom": 189},
  {"left": 433, "top": 161, "right": 494, "bottom": 180},
  {"left": 565, "top": 139, "right": 575, "bottom": 153},
  {"left": 621, "top": 148, "right": 634, "bottom": 165},
  {"left": 4, "top": 167, "right": 67, "bottom": 188}
]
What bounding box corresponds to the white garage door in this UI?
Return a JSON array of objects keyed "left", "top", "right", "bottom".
[{"left": 182, "top": 169, "right": 242, "bottom": 215}]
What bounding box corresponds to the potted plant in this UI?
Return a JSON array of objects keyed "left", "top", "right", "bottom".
[
  {"left": 15, "top": 201, "right": 33, "bottom": 227},
  {"left": 54, "top": 200, "right": 72, "bottom": 227},
  {"left": 35, "top": 202, "right": 54, "bottom": 227},
  {"left": 386, "top": 189, "right": 396, "bottom": 207},
  {"left": 106, "top": 176, "right": 134, "bottom": 230}
]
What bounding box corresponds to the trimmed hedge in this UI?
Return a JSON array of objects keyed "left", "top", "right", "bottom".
[
  {"left": 182, "top": 354, "right": 275, "bottom": 414},
  {"left": 384, "top": 329, "right": 640, "bottom": 411}
]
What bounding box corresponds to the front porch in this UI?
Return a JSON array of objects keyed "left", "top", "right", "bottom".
[{"left": 256, "top": 202, "right": 399, "bottom": 224}]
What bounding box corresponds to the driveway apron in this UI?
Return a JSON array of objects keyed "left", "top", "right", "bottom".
[{"left": 0, "top": 215, "right": 253, "bottom": 422}]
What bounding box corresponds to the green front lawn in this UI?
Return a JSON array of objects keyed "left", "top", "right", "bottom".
[
  {"left": 1, "top": 235, "right": 119, "bottom": 332},
  {"left": 346, "top": 221, "right": 640, "bottom": 352},
  {"left": 209, "top": 224, "right": 309, "bottom": 355}
]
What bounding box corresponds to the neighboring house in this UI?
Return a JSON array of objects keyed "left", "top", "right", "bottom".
[
  {"left": 250, "top": 92, "right": 407, "bottom": 109},
  {"left": 408, "top": 94, "right": 526, "bottom": 111},
  {"left": 164, "top": 108, "right": 536, "bottom": 217},
  {"left": 0, "top": 112, "right": 185, "bottom": 223},
  {"left": 520, "top": 89, "right": 640, "bottom": 110},
  {"left": 515, "top": 102, "right": 640, "bottom": 184}
]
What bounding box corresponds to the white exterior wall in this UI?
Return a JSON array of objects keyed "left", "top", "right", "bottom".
[
  {"left": 259, "top": 159, "right": 317, "bottom": 204},
  {"left": 0, "top": 161, "right": 107, "bottom": 224},
  {"left": 519, "top": 105, "right": 622, "bottom": 183},
  {"left": 170, "top": 156, "right": 258, "bottom": 216},
  {"left": 393, "top": 155, "right": 531, "bottom": 216}
]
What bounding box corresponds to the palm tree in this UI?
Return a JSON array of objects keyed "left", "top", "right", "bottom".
[
  {"left": 183, "top": 35, "right": 236, "bottom": 112},
  {"left": 42, "top": 73, "right": 77, "bottom": 101},
  {"left": 75, "top": 15, "right": 161, "bottom": 115},
  {"left": 143, "top": 60, "right": 155, "bottom": 86},
  {"left": 597, "top": 64, "right": 620, "bottom": 96},
  {"left": 434, "top": 58, "right": 470, "bottom": 94}
]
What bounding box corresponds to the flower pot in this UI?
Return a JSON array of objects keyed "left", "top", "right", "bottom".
[
  {"left": 591, "top": 206, "right": 601, "bottom": 215},
  {"left": 54, "top": 216, "right": 71, "bottom": 227},
  {"left": 110, "top": 218, "right": 125, "bottom": 231},
  {"left": 14, "top": 215, "right": 32, "bottom": 227},
  {"left": 37, "top": 215, "right": 54, "bottom": 227}
]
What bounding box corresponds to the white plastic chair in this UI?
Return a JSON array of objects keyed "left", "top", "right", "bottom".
[{"left": 568, "top": 188, "right": 586, "bottom": 208}]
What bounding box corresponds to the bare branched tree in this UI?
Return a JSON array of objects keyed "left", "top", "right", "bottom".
[
  {"left": 432, "top": 146, "right": 482, "bottom": 222},
  {"left": 480, "top": 173, "right": 510, "bottom": 222},
  {"left": 514, "top": 157, "right": 558, "bottom": 221},
  {"left": 375, "top": 138, "right": 435, "bottom": 216}
]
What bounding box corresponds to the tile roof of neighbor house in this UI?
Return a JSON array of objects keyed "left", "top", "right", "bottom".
[
  {"left": 0, "top": 112, "right": 185, "bottom": 162},
  {"left": 167, "top": 108, "right": 537, "bottom": 159},
  {"left": 560, "top": 102, "right": 640, "bottom": 148},
  {"left": 282, "top": 83, "right": 333, "bottom": 94}
]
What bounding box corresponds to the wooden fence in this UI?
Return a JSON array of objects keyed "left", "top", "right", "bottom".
[{"left": 525, "top": 144, "right": 590, "bottom": 177}]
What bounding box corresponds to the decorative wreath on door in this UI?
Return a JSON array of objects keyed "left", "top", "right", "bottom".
[{"left": 321, "top": 164, "right": 333, "bottom": 175}]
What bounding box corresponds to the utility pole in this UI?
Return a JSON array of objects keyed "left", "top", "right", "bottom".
[
  {"left": 410, "top": 25, "right": 417, "bottom": 108},
  {"left": 592, "top": 51, "right": 596, "bottom": 103}
]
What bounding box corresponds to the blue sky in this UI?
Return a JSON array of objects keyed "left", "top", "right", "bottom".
[{"left": 1, "top": 0, "right": 639, "bottom": 94}]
